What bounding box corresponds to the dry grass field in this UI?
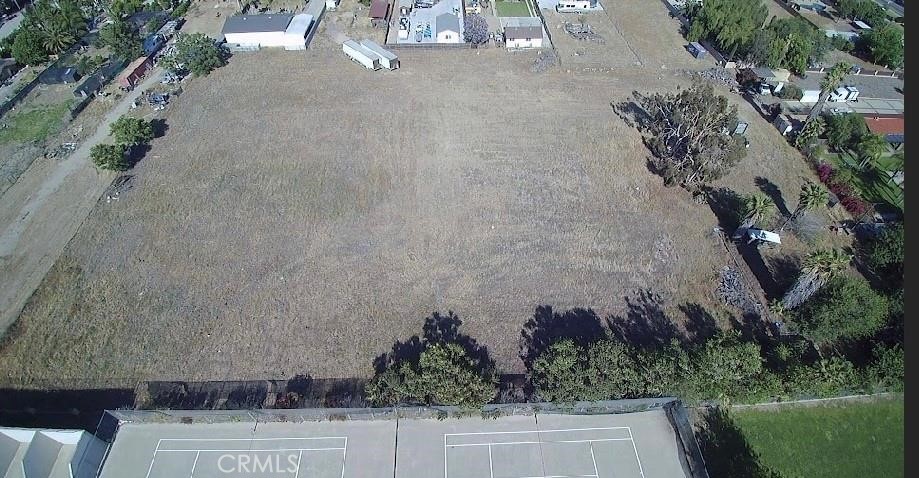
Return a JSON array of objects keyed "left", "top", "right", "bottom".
[{"left": 0, "top": 1, "right": 835, "bottom": 387}]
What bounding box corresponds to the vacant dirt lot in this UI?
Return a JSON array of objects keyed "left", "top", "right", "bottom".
[{"left": 0, "top": 2, "right": 833, "bottom": 387}]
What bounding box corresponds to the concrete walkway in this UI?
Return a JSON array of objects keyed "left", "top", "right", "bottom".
[{"left": 0, "top": 69, "right": 165, "bottom": 332}]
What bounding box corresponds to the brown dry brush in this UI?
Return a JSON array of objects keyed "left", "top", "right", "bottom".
[{"left": 627, "top": 83, "right": 747, "bottom": 191}]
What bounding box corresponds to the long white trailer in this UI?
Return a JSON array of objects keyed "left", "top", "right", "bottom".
[
  {"left": 359, "top": 39, "right": 399, "bottom": 70},
  {"left": 342, "top": 40, "right": 381, "bottom": 70}
]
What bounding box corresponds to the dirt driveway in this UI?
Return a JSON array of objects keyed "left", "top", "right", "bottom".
[{"left": 0, "top": 70, "right": 164, "bottom": 333}]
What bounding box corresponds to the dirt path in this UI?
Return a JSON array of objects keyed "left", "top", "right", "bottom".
[{"left": 0, "top": 70, "right": 165, "bottom": 332}]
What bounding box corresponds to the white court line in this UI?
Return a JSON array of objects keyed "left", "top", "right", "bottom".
[
  {"left": 143, "top": 440, "right": 161, "bottom": 478},
  {"left": 627, "top": 428, "right": 645, "bottom": 478},
  {"left": 445, "top": 427, "right": 637, "bottom": 478},
  {"left": 189, "top": 451, "right": 200, "bottom": 478},
  {"left": 444, "top": 427, "right": 630, "bottom": 437},
  {"left": 153, "top": 447, "right": 346, "bottom": 453},
  {"left": 294, "top": 451, "right": 303, "bottom": 478},
  {"left": 588, "top": 442, "right": 599, "bottom": 478},
  {"left": 159, "top": 437, "right": 346, "bottom": 441},
  {"left": 447, "top": 438, "right": 633, "bottom": 447},
  {"left": 488, "top": 445, "right": 494, "bottom": 478},
  {"left": 340, "top": 437, "right": 348, "bottom": 478},
  {"left": 146, "top": 437, "right": 348, "bottom": 478}
]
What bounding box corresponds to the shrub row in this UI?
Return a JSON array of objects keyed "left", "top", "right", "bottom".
[{"left": 816, "top": 162, "right": 872, "bottom": 218}]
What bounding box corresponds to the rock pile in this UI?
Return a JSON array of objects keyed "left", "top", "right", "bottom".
[
  {"left": 687, "top": 68, "right": 739, "bottom": 88},
  {"left": 532, "top": 50, "right": 558, "bottom": 73},
  {"left": 716, "top": 266, "right": 762, "bottom": 315}
]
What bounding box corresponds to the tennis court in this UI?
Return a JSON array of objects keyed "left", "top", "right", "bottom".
[{"left": 99, "top": 409, "right": 691, "bottom": 478}]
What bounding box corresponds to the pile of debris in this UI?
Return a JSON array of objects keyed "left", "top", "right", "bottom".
[
  {"left": 105, "top": 174, "right": 135, "bottom": 203},
  {"left": 716, "top": 266, "right": 763, "bottom": 315},
  {"left": 44, "top": 142, "right": 77, "bottom": 160},
  {"left": 563, "top": 22, "right": 604, "bottom": 43},
  {"left": 687, "top": 68, "right": 738, "bottom": 89},
  {"left": 132, "top": 91, "right": 170, "bottom": 111},
  {"left": 531, "top": 50, "right": 558, "bottom": 73}
]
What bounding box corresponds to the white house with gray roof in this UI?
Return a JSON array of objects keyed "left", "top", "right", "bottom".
[{"left": 436, "top": 13, "right": 461, "bottom": 43}]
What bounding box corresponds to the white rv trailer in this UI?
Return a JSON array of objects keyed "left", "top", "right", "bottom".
[
  {"left": 359, "top": 39, "right": 399, "bottom": 69},
  {"left": 342, "top": 40, "right": 382, "bottom": 70}
]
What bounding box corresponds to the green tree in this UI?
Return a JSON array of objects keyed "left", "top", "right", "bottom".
[
  {"left": 629, "top": 83, "right": 747, "bottom": 190},
  {"left": 686, "top": 0, "right": 768, "bottom": 59},
  {"left": 864, "top": 223, "right": 903, "bottom": 275},
  {"left": 751, "top": 17, "right": 829, "bottom": 75},
  {"left": 785, "top": 356, "right": 861, "bottom": 397},
  {"left": 794, "top": 116, "right": 825, "bottom": 150},
  {"left": 530, "top": 340, "right": 590, "bottom": 402},
  {"left": 409, "top": 343, "right": 498, "bottom": 407},
  {"left": 741, "top": 193, "right": 775, "bottom": 228},
  {"left": 41, "top": 22, "right": 76, "bottom": 54},
  {"left": 781, "top": 248, "right": 851, "bottom": 309},
  {"left": 106, "top": 0, "right": 145, "bottom": 19},
  {"left": 110, "top": 116, "right": 154, "bottom": 146},
  {"left": 824, "top": 113, "right": 868, "bottom": 151},
  {"left": 687, "top": 331, "right": 766, "bottom": 401},
  {"left": 585, "top": 339, "right": 643, "bottom": 400},
  {"left": 804, "top": 62, "right": 851, "bottom": 127},
  {"left": 858, "top": 24, "right": 903, "bottom": 69},
  {"left": 837, "top": 0, "right": 889, "bottom": 27},
  {"left": 162, "top": 33, "right": 227, "bottom": 76},
  {"left": 367, "top": 343, "right": 497, "bottom": 408},
  {"left": 793, "top": 276, "right": 888, "bottom": 345},
  {"left": 98, "top": 20, "right": 143, "bottom": 61},
  {"left": 782, "top": 180, "right": 828, "bottom": 231},
  {"left": 90, "top": 143, "right": 129, "bottom": 171},
  {"left": 856, "top": 133, "right": 889, "bottom": 169},
  {"left": 865, "top": 344, "right": 904, "bottom": 392},
  {"left": 11, "top": 27, "right": 49, "bottom": 65},
  {"left": 634, "top": 340, "right": 692, "bottom": 397}
]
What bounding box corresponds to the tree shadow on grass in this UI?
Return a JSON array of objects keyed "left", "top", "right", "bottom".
[
  {"left": 680, "top": 303, "right": 719, "bottom": 345},
  {"left": 125, "top": 143, "right": 151, "bottom": 169},
  {"left": 696, "top": 407, "right": 783, "bottom": 478},
  {"left": 765, "top": 254, "right": 801, "bottom": 295},
  {"left": 737, "top": 243, "right": 782, "bottom": 301},
  {"left": 519, "top": 306, "right": 607, "bottom": 370},
  {"left": 755, "top": 176, "right": 791, "bottom": 217},
  {"left": 373, "top": 311, "right": 494, "bottom": 375},
  {"left": 151, "top": 118, "right": 169, "bottom": 138},
  {"left": 606, "top": 289, "right": 682, "bottom": 350},
  {"left": 704, "top": 186, "right": 745, "bottom": 233}
]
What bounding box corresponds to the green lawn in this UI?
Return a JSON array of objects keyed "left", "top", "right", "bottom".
[
  {"left": 823, "top": 150, "right": 903, "bottom": 213},
  {"left": 0, "top": 102, "right": 73, "bottom": 145},
  {"left": 730, "top": 398, "right": 904, "bottom": 478},
  {"left": 495, "top": 0, "right": 533, "bottom": 16}
]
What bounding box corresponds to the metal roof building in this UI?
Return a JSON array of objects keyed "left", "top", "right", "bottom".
[{"left": 221, "top": 13, "right": 315, "bottom": 51}]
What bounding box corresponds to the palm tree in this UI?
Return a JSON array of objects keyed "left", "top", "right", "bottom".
[
  {"left": 781, "top": 180, "right": 828, "bottom": 231},
  {"left": 740, "top": 193, "right": 775, "bottom": 229},
  {"left": 781, "top": 248, "right": 851, "bottom": 309},
  {"left": 804, "top": 62, "right": 851, "bottom": 127},
  {"left": 41, "top": 23, "right": 76, "bottom": 54},
  {"left": 856, "top": 133, "right": 889, "bottom": 169}
]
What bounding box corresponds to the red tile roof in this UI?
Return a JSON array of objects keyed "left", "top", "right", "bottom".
[{"left": 863, "top": 115, "right": 905, "bottom": 135}]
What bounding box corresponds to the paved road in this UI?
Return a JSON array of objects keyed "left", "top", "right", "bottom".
[
  {"left": 797, "top": 71, "right": 903, "bottom": 100},
  {"left": 0, "top": 12, "right": 23, "bottom": 40},
  {"left": 873, "top": 0, "right": 904, "bottom": 16},
  {"left": 0, "top": 69, "right": 164, "bottom": 332}
]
